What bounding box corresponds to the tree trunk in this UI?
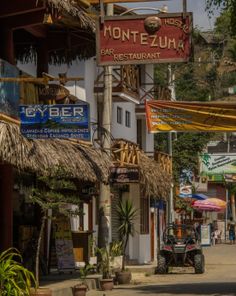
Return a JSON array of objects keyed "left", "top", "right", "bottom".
[
  {"left": 122, "top": 235, "right": 129, "bottom": 271},
  {"left": 35, "top": 214, "right": 46, "bottom": 287}
]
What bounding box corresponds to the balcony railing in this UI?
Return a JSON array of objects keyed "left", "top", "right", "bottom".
[
  {"left": 94, "top": 65, "right": 140, "bottom": 102},
  {"left": 139, "top": 71, "right": 171, "bottom": 103},
  {"left": 112, "top": 139, "right": 140, "bottom": 166},
  {"left": 154, "top": 151, "right": 172, "bottom": 174}
]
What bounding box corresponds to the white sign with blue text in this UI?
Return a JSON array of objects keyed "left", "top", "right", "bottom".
[{"left": 20, "top": 104, "right": 90, "bottom": 140}]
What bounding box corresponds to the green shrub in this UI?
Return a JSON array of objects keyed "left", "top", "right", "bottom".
[{"left": 0, "top": 248, "right": 36, "bottom": 295}]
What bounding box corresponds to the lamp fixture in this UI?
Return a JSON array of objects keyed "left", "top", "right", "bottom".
[{"left": 43, "top": 12, "right": 53, "bottom": 24}]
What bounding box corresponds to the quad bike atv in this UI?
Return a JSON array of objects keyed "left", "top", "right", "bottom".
[{"left": 156, "top": 224, "right": 205, "bottom": 274}]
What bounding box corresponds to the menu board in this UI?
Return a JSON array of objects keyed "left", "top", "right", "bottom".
[
  {"left": 53, "top": 217, "right": 75, "bottom": 270},
  {"left": 201, "top": 224, "right": 211, "bottom": 246},
  {"left": 215, "top": 220, "right": 225, "bottom": 241}
]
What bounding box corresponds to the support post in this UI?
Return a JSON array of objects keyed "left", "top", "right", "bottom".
[
  {"left": 225, "top": 188, "right": 229, "bottom": 242},
  {"left": 167, "top": 65, "right": 175, "bottom": 225},
  {"left": 37, "top": 39, "right": 49, "bottom": 77},
  {"left": 0, "top": 164, "right": 13, "bottom": 251},
  {"left": 98, "top": 3, "right": 113, "bottom": 249},
  {"left": 0, "top": 28, "right": 15, "bottom": 64},
  {"left": 231, "top": 192, "right": 236, "bottom": 222},
  {"left": 183, "top": 0, "right": 187, "bottom": 18},
  {"left": 168, "top": 133, "right": 174, "bottom": 225}
]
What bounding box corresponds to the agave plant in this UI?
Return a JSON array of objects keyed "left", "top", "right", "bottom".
[
  {"left": 117, "top": 200, "right": 138, "bottom": 271},
  {"left": 0, "top": 248, "right": 36, "bottom": 295}
]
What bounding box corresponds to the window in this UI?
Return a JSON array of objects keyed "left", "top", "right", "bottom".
[
  {"left": 117, "top": 107, "right": 122, "bottom": 124},
  {"left": 137, "top": 119, "right": 143, "bottom": 149},
  {"left": 125, "top": 111, "right": 131, "bottom": 127},
  {"left": 140, "top": 196, "right": 149, "bottom": 234}
]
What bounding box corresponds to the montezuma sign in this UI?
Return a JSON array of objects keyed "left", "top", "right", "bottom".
[
  {"left": 145, "top": 100, "right": 236, "bottom": 132},
  {"left": 96, "top": 13, "right": 192, "bottom": 66}
]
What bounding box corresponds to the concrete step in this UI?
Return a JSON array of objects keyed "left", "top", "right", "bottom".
[
  {"left": 126, "top": 264, "right": 156, "bottom": 273},
  {"left": 41, "top": 275, "right": 102, "bottom": 296}
]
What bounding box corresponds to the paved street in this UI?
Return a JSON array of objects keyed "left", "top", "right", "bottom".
[{"left": 88, "top": 244, "right": 236, "bottom": 296}]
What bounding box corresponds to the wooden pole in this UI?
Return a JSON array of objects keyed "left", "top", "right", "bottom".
[
  {"left": 0, "top": 77, "right": 83, "bottom": 83},
  {"left": 1, "top": 28, "right": 15, "bottom": 65},
  {"left": 37, "top": 40, "right": 49, "bottom": 78},
  {"left": 98, "top": 3, "right": 113, "bottom": 249},
  {"left": 231, "top": 192, "right": 236, "bottom": 221},
  {"left": 0, "top": 164, "right": 13, "bottom": 251},
  {"left": 183, "top": 0, "right": 187, "bottom": 18}
]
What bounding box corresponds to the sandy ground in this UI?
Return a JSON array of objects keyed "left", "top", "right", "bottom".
[{"left": 88, "top": 244, "right": 236, "bottom": 296}]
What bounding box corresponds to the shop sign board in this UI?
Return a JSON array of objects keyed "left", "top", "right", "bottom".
[
  {"left": 38, "top": 84, "right": 70, "bottom": 101},
  {"left": 96, "top": 13, "right": 193, "bottom": 66},
  {"left": 145, "top": 100, "right": 236, "bottom": 132},
  {"left": 200, "top": 153, "right": 236, "bottom": 175},
  {"left": 200, "top": 224, "right": 211, "bottom": 246},
  {"left": 110, "top": 167, "right": 140, "bottom": 183},
  {"left": 53, "top": 218, "right": 75, "bottom": 270},
  {"left": 19, "top": 104, "right": 90, "bottom": 140},
  {"left": 179, "top": 185, "right": 192, "bottom": 198},
  {"left": 224, "top": 173, "right": 236, "bottom": 182}
]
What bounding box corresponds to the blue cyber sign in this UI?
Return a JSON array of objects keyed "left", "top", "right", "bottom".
[{"left": 20, "top": 104, "right": 90, "bottom": 140}]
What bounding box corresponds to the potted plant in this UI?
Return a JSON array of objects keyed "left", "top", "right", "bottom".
[
  {"left": 96, "top": 247, "right": 114, "bottom": 291},
  {"left": 29, "top": 167, "right": 81, "bottom": 295},
  {"left": 110, "top": 241, "right": 123, "bottom": 270},
  {"left": 116, "top": 199, "right": 138, "bottom": 285},
  {"left": 89, "top": 237, "right": 97, "bottom": 266},
  {"left": 72, "top": 264, "right": 93, "bottom": 296},
  {"left": 0, "top": 248, "right": 36, "bottom": 295}
]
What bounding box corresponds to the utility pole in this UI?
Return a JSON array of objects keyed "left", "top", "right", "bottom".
[
  {"left": 166, "top": 0, "right": 186, "bottom": 225},
  {"left": 225, "top": 188, "right": 229, "bottom": 242},
  {"left": 97, "top": 3, "right": 113, "bottom": 248},
  {"left": 167, "top": 65, "right": 175, "bottom": 225}
]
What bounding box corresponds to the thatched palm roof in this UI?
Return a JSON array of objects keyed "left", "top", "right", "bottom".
[
  {"left": 45, "top": 0, "right": 96, "bottom": 31},
  {"left": 0, "top": 120, "right": 110, "bottom": 183},
  {"left": 16, "top": 0, "right": 96, "bottom": 64},
  {"left": 111, "top": 139, "right": 171, "bottom": 199},
  {"left": 139, "top": 153, "right": 171, "bottom": 200},
  {"left": 0, "top": 120, "right": 171, "bottom": 197}
]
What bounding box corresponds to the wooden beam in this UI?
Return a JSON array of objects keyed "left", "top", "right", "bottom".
[
  {"left": 25, "top": 26, "right": 47, "bottom": 38},
  {"left": 88, "top": 0, "right": 169, "bottom": 4},
  {"left": 1, "top": 10, "right": 45, "bottom": 29},
  {"left": 0, "top": 77, "right": 84, "bottom": 83},
  {"left": 0, "top": 0, "right": 45, "bottom": 18},
  {"left": 46, "top": 33, "right": 94, "bottom": 51}
]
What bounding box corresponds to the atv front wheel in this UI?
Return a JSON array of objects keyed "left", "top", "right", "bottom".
[
  {"left": 156, "top": 255, "right": 167, "bottom": 274},
  {"left": 194, "top": 254, "right": 205, "bottom": 274}
]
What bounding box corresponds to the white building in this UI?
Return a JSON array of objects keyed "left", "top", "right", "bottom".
[{"left": 18, "top": 58, "right": 163, "bottom": 265}]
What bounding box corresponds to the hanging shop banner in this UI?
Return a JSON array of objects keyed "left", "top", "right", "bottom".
[
  {"left": 96, "top": 13, "right": 192, "bottom": 66},
  {"left": 109, "top": 167, "right": 140, "bottom": 183},
  {"left": 200, "top": 153, "right": 236, "bottom": 175},
  {"left": 19, "top": 104, "right": 90, "bottom": 140},
  {"left": 145, "top": 100, "right": 236, "bottom": 132}
]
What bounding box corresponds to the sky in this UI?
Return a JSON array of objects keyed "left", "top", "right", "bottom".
[{"left": 122, "top": 0, "right": 221, "bottom": 30}]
